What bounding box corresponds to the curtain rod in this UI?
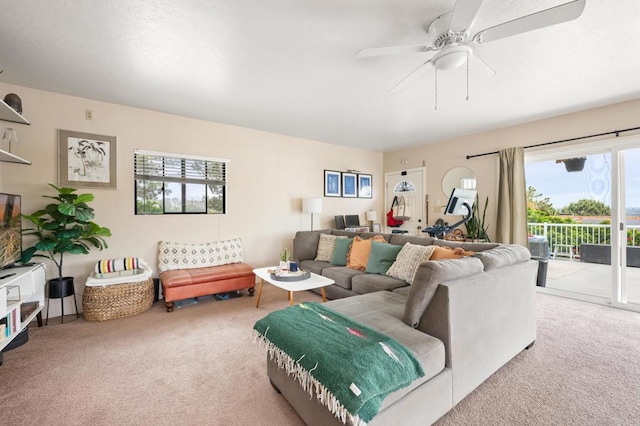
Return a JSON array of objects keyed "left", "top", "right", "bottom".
[{"left": 466, "top": 125, "right": 640, "bottom": 160}]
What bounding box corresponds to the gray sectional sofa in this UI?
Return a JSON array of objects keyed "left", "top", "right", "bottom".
[{"left": 267, "top": 229, "right": 538, "bottom": 425}]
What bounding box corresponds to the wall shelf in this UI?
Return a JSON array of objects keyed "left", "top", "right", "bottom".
[
  {"left": 0, "top": 148, "right": 31, "bottom": 165},
  {"left": 0, "top": 96, "right": 31, "bottom": 164},
  {"left": 0, "top": 98, "right": 30, "bottom": 125}
]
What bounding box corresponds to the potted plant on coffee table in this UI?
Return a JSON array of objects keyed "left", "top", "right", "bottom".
[{"left": 20, "top": 184, "right": 112, "bottom": 321}]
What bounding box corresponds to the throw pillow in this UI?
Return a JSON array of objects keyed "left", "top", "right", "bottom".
[
  {"left": 429, "top": 246, "right": 474, "bottom": 260},
  {"left": 386, "top": 243, "right": 436, "bottom": 284},
  {"left": 346, "top": 235, "right": 386, "bottom": 271},
  {"left": 330, "top": 237, "right": 354, "bottom": 266},
  {"left": 315, "top": 234, "right": 343, "bottom": 262},
  {"left": 366, "top": 241, "right": 403, "bottom": 275}
]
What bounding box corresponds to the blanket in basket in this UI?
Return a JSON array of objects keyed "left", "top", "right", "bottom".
[{"left": 253, "top": 303, "right": 424, "bottom": 426}]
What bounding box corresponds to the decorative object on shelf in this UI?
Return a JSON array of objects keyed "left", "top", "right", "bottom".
[
  {"left": 366, "top": 210, "right": 378, "bottom": 231},
  {"left": 342, "top": 172, "right": 357, "bottom": 198},
  {"left": 20, "top": 184, "right": 113, "bottom": 322},
  {"left": 324, "top": 170, "right": 341, "bottom": 197},
  {"left": 358, "top": 173, "right": 372, "bottom": 198},
  {"left": 279, "top": 248, "right": 290, "bottom": 272},
  {"left": 57, "top": 129, "right": 117, "bottom": 189},
  {"left": 3, "top": 93, "right": 22, "bottom": 114},
  {"left": 556, "top": 157, "right": 586, "bottom": 172},
  {"left": 302, "top": 197, "right": 322, "bottom": 231},
  {"left": 372, "top": 223, "right": 382, "bottom": 233},
  {"left": 1, "top": 127, "right": 19, "bottom": 152}
]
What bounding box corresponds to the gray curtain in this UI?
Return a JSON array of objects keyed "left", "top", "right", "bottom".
[{"left": 496, "top": 147, "right": 528, "bottom": 245}]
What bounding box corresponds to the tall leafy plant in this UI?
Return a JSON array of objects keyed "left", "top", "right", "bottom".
[
  {"left": 464, "top": 195, "right": 490, "bottom": 242},
  {"left": 21, "top": 183, "right": 112, "bottom": 280}
]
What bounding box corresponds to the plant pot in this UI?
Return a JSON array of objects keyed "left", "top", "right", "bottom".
[
  {"left": 563, "top": 157, "right": 586, "bottom": 172},
  {"left": 48, "top": 277, "right": 75, "bottom": 298}
]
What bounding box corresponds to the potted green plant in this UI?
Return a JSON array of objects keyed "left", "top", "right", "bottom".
[
  {"left": 20, "top": 184, "right": 112, "bottom": 286},
  {"left": 464, "top": 195, "right": 490, "bottom": 242},
  {"left": 279, "top": 248, "right": 290, "bottom": 271}
]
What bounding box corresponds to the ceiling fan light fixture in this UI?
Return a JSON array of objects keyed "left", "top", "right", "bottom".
[{"left": 432, "top": 45, "right": 472, "bottom": 71}]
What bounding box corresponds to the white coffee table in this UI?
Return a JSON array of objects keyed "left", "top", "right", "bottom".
[{"left": 253, "top": 267, "right": 335, "bottom": 308}]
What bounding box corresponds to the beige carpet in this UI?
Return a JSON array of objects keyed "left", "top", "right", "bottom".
[{"left": 1, "top": 288, "right": 640, "bottom": 425}]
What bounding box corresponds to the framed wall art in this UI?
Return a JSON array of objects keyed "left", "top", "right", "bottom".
[
  {"left": 342, "top": 172, "right": 357, "bottom": 198},
  {"left": 58, "top": 130, "right": 117, "bottom": 189},
  {"left": 324, "top": 170, "right": 341, "bottom": 197},
  {"left": 358, "top": 173, "right": 372, "bottom": 198}
]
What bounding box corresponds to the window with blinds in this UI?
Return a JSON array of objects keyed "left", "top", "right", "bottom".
[{"left": 134, "top": 150, "right": 228, "bottom": 215}]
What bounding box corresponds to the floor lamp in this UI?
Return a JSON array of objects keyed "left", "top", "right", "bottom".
[{"left": 302, "top": 197, "right": 322, "bottom": 231}]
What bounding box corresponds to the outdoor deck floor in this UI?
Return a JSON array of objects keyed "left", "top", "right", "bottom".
[{"left": 545, "top": 258, "right": 640, "bottom": 304}]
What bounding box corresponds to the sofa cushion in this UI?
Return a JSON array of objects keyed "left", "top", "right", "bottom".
[
  {"left": 330, "top": 238, "right": 354, "bottom": 266},
  {"left": 433, "top": 239, "right": 499, "bottom": 252},
  {"left": 389, "top": 235, "right": 435, "bottom": 246},
  {"left": 294, "top": 230, "right": 330, "bottom": 262},
  {"left": 325, "top": 292, "right": 445, "bottom": 404},
  {"left": 315, "top": 233, "right": 345, "bottom": 262},
  {"left": 473, "top": 244, "right": 531, "bottom": 271},
  {"left": 347, "top": 235, "right": 386, "bottom": 271},
  {"left": 352, "top": 273, "right": 408, "bottom": 294},
  {"left": 366, "top": 241, "right": 403, "bottom": 275},
  {"left": 404, "top": 257, "right": 484, "bottom": 327},
  {"left": 321, "top": 266, "right": 364, "bottom": 290},
  {"left": 387, "top": 243, "right": 436, "bottom": 284},
  {"left": 299, "top": 259, "right": 332, "bottom": 275}
]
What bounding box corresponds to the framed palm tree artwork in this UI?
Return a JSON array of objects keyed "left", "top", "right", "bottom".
[{"left": 57, "top": 129, "right": 117, "bottom": 189}]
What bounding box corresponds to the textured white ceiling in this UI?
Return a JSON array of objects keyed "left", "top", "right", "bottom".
[{"left": 1, "top": 0, "right": 639, "bottom": 152}]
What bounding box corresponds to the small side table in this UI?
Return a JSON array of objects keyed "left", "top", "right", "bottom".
[{"left": 47, "top": 278, "right": 79, "bottom": 325}]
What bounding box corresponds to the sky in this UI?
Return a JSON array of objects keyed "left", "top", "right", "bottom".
[{"left": 525, "top": 148, "right": 640, "bottom": 211}]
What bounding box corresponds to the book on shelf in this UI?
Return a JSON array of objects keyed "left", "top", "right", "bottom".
[{"left": 20, "top": 301, "right": 39, "bottom": 322}]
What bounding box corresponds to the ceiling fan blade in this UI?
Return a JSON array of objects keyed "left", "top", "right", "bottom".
[
  {"left": 473, "top": 0, "right": 586, "bottom": 44},
  {"left": 389, "top": 59, "right": 433, "bottom": 94},
  {"left": 448, "top": 0, "right": 484, "bottom": 33},
  {"left": 357, "top": 45, "right": 433, "bottom": 58}
]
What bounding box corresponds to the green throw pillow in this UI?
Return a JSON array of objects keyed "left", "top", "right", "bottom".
[
  {"left": 366, "top": 241, "right": 403, "bottom": 274},
  {"left": 330, "top": 238, "right": 353, "bottom": 266}
]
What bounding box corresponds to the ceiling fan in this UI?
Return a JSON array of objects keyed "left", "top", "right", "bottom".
[{"left": 357, "top": 0, "right": 586, "bottom": 96}]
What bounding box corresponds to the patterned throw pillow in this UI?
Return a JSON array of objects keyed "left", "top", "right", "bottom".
[
  {"left": 315, "top": 234, "right": 344, "bottom": 262},
  {"left": 158, "top": 238, "right": 243, "bottom": 273},
  {"left": 386, "top": 243, "right": 436, "bottom": 284},
  {"left": 346, "top": 235, "right": 386, "bottom": 271}
]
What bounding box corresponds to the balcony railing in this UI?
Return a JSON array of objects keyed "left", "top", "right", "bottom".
[{"left": 528, "top": 222, "right": 640, "bottom": 256}]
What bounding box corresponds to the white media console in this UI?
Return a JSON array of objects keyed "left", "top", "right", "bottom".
[{"left": 0, "top": 263, "right": 46, "bottom": 357}]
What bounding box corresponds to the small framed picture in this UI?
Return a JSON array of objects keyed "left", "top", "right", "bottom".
[
  {"left": 358, "top": 174, "right": 372, "bottom": 198},
  {"left": 342, "top": 172, "right": 357, "bottom": 198},
  {"left": 372, "top": 223, "right": 382, "bottom": 233},
  {"left": 324, "top": 170, "right": 341, "bottom": 197},
  {"left": 58, "top": 129, "right": 117, "bottom": 189}
]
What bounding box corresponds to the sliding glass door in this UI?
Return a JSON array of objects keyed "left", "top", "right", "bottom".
[{"left": 525, "top": 137, "right": 640, "bottom": 311}]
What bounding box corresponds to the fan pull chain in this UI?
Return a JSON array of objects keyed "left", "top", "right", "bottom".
[
  {"left": 434, "top": 68, "right": 438, "bottom": 111},
  {"left": 466, "top": 51, "right": 470, "bottom": 101}
]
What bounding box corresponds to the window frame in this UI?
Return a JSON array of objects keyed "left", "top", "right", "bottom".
[{"left": 134, "top": 150, "right": 229, "bottom": 215}]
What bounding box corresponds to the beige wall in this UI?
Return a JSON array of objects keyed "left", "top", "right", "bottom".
[
  {"left": 384, "top": 98, "right": 640, "bottom": 241},
  {"left": 0, "top": 83, "right": 382, "bottom": 315}
]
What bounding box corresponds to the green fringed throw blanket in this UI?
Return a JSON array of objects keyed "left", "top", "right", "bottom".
[{"left": 253, "top": 303, "right": 424, "bottom": 426}]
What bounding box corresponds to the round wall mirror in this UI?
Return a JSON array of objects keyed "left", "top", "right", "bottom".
[{"left": 442, "top": 167, "right": 476, "bottom": 196}]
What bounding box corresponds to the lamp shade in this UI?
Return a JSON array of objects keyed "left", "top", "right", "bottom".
[
  {"left": 366, "top": 210, "right": 377, "bottom": 221},
  {"left": 302, "top": 197, "right": 322, "bottom": 214}
]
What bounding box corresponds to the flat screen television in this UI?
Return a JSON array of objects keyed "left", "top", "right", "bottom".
[{"left": 0, "top": 193, "right": 22, "bottom": 269}]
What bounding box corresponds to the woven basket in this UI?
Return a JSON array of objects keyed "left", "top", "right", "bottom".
[{"left": 82, "top": 278, "right": 154, "bottom": 322}]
